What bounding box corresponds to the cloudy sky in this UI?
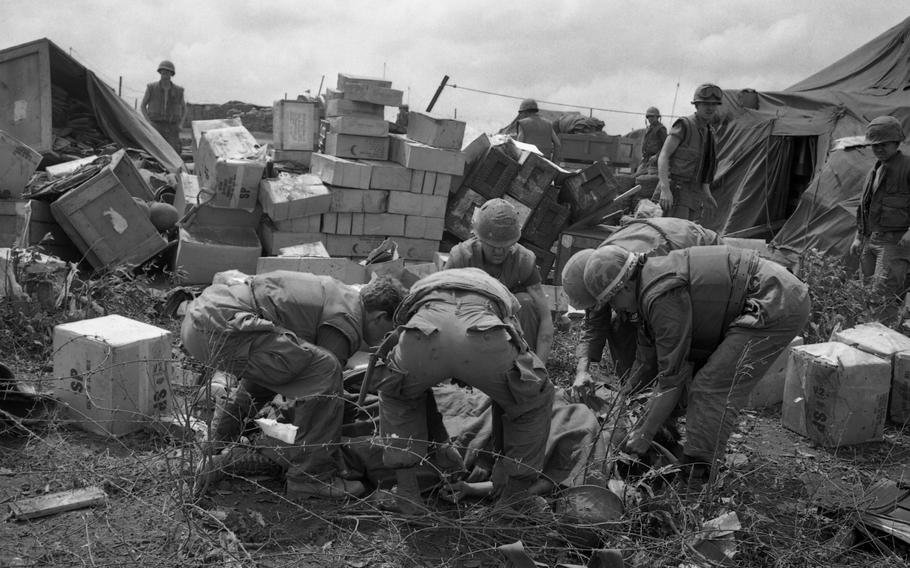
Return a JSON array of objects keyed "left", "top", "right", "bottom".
[{"left": 4, "top": 1, "right": 908, "bottom": 142}]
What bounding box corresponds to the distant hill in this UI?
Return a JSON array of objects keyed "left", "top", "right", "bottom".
[{"left": 186, "top": 101, "right": 273, "bottom": 133}]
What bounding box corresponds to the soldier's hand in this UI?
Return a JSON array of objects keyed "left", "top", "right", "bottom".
[
  {"left": 656, "top": 180, "right": 673, "bottom": 212},
  {"left": 850, "top": 237, "right": 863, "bottom": 257},
  {"left": 570, "top": 372, "right": 595, "bottom": 403}
]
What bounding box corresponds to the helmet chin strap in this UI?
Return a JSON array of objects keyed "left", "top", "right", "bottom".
[{"left": 595, "top": 252, "right": 639, "bottom": 304}]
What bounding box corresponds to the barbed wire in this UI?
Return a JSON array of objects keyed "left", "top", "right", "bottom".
[{"left": 447, "top": 83, "right": 648, "bottom": 117}]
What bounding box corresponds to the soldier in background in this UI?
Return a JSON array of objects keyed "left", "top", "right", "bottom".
[
  {"left": 141, "top": 60, "right": 187, "bottom": 156},
  {"left": 516, "top": 98, "right": 560, "bottom": 160}
]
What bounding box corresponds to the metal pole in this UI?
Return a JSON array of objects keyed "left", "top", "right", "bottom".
[
  {"left": 317, "top": 75, "right": 325, "bottom": 98},
  {"left": 118, "top": 76, "right": 122, "bottom": 96},
  {"left": 426, "top": 75, "right": 449, "bottom": 113}
]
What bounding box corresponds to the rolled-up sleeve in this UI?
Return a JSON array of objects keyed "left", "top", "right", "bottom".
[{"left": 644, "top": 287, "right": 693, "bottom": 390}]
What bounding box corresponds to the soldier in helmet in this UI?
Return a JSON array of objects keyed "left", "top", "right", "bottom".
[
  {"left": 515, "top": 98, "right": 561, "bottom": 160},
  {"left": 655, "top": 83, "right": 723, "bottom": 222},
  {"left": 850, "top": 115, "right": 910, "bottom": 299},
  {"left": 636, "top": 106, "right": 667, "bottom": 175},
  {"left": 141, "top": 59, "right": 187, "bottom": 156},
  {"left": 562, "top": 244, "right": 809, "bottom": 492},
  {"left": 372, "top": 268, "right": 554, "bottom": 507},
  {"left": 565, "top": 216, "right": 721, "bottom": 388},
  {"left": 446, "top": 198, "right": 555, "bottom": 360}
]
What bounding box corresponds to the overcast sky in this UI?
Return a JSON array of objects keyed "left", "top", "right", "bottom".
[{"left": 4, "top": 1, "right": 908, "bottom": 143}]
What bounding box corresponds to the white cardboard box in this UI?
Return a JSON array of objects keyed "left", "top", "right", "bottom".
[
  {"left": 259, "top": 174, "right": 331, "bottom": 221},
  {"left": 53, "top": 315, "right": 173, "bottom": 436},
  {"left": 174, "top": 225, "right": 261, "bottom": 284},
  {"left": 195, "top": 126, "right": 268, "bottom": 211}
]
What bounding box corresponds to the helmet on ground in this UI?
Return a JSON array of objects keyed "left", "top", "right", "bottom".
[
  {"left": 562, "top": 249, "right": 597, "bottom": 309},
  {"left": 157, "top": 60, "right": 176, "bottom": 75},
  {"left": 645, "top": 106, "right": 661, "bottom": 117},
  {"left": 691, "top": 83, "right": 723, "bottom": 104},
  {"left": 473, "top": 198, "right": 521, "bottom": 248},
  {"left": 583, "top": 245, "right": 641, "bottom": 304},
  {"left": 519, "top": 98, "right": 539, "bottom": 113},
  {"left": 866, "top": 116, "right": 904, "bottom": 144},
  {"left": 149, "top": 202, "right": 181, "bottom": 232}
]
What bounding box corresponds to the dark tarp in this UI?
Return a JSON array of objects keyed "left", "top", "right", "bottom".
[
  {"left": 699, "top": 16, "right": 910, "bottom": 263},
  {"left": 499, "top": 109, "right": 606, "bottom": 136}
]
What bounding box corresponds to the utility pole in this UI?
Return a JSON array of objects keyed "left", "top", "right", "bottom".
[{"left": 426, "top": 75, "right": 449, "bottom": 113}]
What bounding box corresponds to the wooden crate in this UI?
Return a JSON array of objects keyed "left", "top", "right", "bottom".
[
  {"left": 444, "top": 187, "right": 485, "bottom": 241},
  {"left": 521, "top": 194, "right": 570, "bottom": 249},
  {"left": 507, "top": 152, "right": 559, "bottom": 208},
  {"left": 50, "top": 167, "right": 168, "bottom": 269},
  {"left": 272, "top": 100, "right": 319, "bottom": 151},
  {"left": 520, "top": 240, "right": 556, "bottom": 284},
  {"left": 560, "top": 161, "right": 620, "bottom": 223},
  {"left": 464, "top": 146, "right": 519, "bottom": 199},
  {"left": 554, "top": 226, "right": 613, "bottom": 285}
]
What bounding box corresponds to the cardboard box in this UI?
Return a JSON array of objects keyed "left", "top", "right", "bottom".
[
  {"left": 272, "top": 149, "right": 312, "bottom": 166},
  {"left": 46, "top": 156, "right": 99, "bottom": 179},
  {"left": 258, "top": 222, "right": 323, "bottom": 256},
  {"left": 259, "top": 174, "right": 331, "bottom": 221},
  {"left": 406, "top": 112, "right": 466, "bottom": 151},
  {"left": 0, "top": 199, "right": 29, "bottom": 247},
  {"left": 174, "top": 225, "right": 261, "bottom": 284},
  {"left": 276, "top": 242, "right": 329, "bottom": 258},
  {"left": 0, "top": 129, "right": 42, "bottom": 199},
  {"left": 387, "top": 191, "right": 425, "bottom": 216},
  {"left": 310, "top": 153, "right": 372, "bottom": 189},
  {"left": 174, "top": 173, "right": 262, "bottom": 228},
  {"left": 833, "top": 321, "right": 910, "bottom": 424},
  {"left": 325, "top": 99, "right": 384, "bottom": 118},
  {"left": 256, "top": 256, "right": 369, "bottom": 285},
  {"left": 324, "top": 132, "right": 389, "bottom": 160},
  {"left": 405, "top": 215, "right": 444, "bottom": 240},
  {"left": 356, "top": 213, "right": 406, "bottom": 236},
  {"left": 325, "top": 116, "right": 389, "bottom": 137},
  {"left": 323, "top": 234, "right": 385, "bottom": 258},
  {"left": 274, "top": 215, "right": 322, "bottom": 233},
  {"left": 337, "top": 73, "right": 392, "bottom": 90},
  {"left": 195, "top": 126, "right": 268, "bottom": 211},
  {"left": 192, "top": 118, "right": 242, "bottom": 162},
  {"left": 388, "top": 134, "right": 466, "bottom": 175},
  {"left": 272, "top": 100, "right": 319, "bottom": 151},
  {"left": 747, "top": 337, "right": 804, "bottom": 409},
  {"left": 434, "top": 174, "right": 454, "bottom": 197},
  {"left": 53, "top": 315, "right": 173, "bottom": 436},
  {"left": 50, "top": 167, "right": 168, "bottom": 269},
  {"left": 329, "top": 187, "right": 389, "bottom": 213},
  {"left": 781, "top": 342, "right": 890, "bottom": 447},
  {"left": 393, "top": 237, "right": 439, "bottom": 261},
  {"left": 362, "top": 160, "right": 411, "bottom": 191},
  {"left": 341, "top": 83, "right": 403, "bottom": 107}
]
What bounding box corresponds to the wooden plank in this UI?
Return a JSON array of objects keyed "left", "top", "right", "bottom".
[{"left": 9, "top": 486, "right": 107, "bottom": 521}]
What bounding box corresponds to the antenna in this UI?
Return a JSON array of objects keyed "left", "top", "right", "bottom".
[{"left": 670, "top": 79, "right": 680, "bottom": 119}]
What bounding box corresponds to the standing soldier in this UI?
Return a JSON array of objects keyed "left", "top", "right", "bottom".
[
  {"left": 655, "top": 83, "right": 723, "bottom": 221},
  {"left": 446, "top": 198, "right": 554, "bottom": 360},
  {"left": 141, "top": 60, "right": 187, "bottom": 156},
  {"left": 850, "top": 115, "right": 910, "bottom": 300},
  {"left": 562, "top": 245, "right": 809, "bottom": 492},
  {"left": 516, "top": 98, "right": 561, "bottom": 160},
  {"left": 636, "top": 106, "right": 667, "bottom": 175}
]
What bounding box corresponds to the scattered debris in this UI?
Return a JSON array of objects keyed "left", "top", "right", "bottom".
[{"left": 9, "top": 486, "right": 107, "bottom": 521}]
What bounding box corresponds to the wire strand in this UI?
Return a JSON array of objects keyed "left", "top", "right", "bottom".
[{"left": 448, "top": 83, "right": 646, "bottom": 117}]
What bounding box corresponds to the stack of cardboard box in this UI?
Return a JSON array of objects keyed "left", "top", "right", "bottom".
[
  {"left": 255, "top": 73, "right": 466, "bottom": 264},
  {"left": 272, "top": 99, "right": 320, "bottom": 166},
  {"left": 173, "top": 123, "right": 267, "bottom": 284}
]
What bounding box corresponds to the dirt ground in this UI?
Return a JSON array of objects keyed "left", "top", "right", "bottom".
[{"left": 1, "top": 316, "right": 910, "bottom": 566}]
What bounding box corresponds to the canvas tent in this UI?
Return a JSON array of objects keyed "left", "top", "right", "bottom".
[
  {"left": 702, "top": 17, "right": 910, "bottom": 263},
  {"left": 0, "top": 38, "right": 183, "bottom": 172}
]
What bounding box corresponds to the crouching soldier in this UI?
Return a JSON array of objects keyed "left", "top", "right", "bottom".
[
  {"left": 563, "top": 216, "right": 721, "bottom": 385},
  {"left": 181, "top": 270, "right": 403, "bottom": 498},
  {"left": 562, "top": 245, "right": 810, "bottom": 492},
  {"left": 372, "top": 268, "right": 555, "bottom": 507}
]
